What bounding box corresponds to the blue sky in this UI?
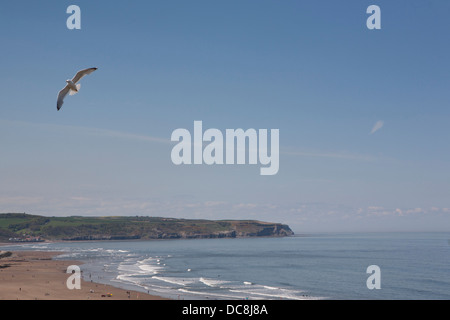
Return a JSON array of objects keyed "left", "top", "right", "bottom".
[{"left": 1, "top": 1, "right": 450, "bottom": 232}]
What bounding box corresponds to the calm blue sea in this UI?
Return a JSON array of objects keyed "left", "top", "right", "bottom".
[{"left": 2, "top": 232, "right": 450, "bottom": 300}]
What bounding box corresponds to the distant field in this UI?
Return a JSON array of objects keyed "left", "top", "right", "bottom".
[{"left": 0, "top": 213, "right": 293, "bottom": 241}]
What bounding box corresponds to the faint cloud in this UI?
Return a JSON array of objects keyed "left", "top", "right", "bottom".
[
  {"left": 204, "top": 201, "right": 227, "bottom": 207},
  {"left": 84, "top": 127, "right": 169, "bottom": 144},
  {"left": 233, "top": 203, "right": 258, "bottom": 209},
  {"left": 282, "top": 149, "right": 377, "bottom": 162},
  {"left": 370, "top": 120, "right": 384, "bottom": 134},
  {"left": 405, "top": 207, "right": 424, "bottom": 215},
  {"left": 0, "top": 119, "right": 169, "bottom": 145},
  {"left": 0, "top": 196, "right": 44, "bottom": 206},
  {"left": 70, "top": 196, "right": 92, "bottom": 202}
]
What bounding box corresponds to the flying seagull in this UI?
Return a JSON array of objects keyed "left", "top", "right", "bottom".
[{"left": 57, "top": 67, "right": 97, "bottom": 111}]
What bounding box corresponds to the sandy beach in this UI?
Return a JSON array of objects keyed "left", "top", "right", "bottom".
[{"left": 0, "top": 250, "right": 169, "bottom": 300}]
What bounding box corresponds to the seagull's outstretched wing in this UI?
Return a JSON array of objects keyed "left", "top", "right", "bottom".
[
  {"left": 57, "top": 85, "right": 70, "bottom": 111},
  {"left": 71, "top": 67, "right": 98, "bottom": 84}
]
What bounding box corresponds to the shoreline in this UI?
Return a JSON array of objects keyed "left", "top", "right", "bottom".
[{"left": 0, "top": 250, "right": 169, "bottom": 300}]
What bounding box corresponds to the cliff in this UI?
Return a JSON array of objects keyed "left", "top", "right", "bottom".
[{"left": 0, "top": 213, "right": 293, "bottom": 241}]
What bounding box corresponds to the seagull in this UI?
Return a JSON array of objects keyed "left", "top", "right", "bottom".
[{"left": 57, "top": 67, "right": 97, "bottom": 111}]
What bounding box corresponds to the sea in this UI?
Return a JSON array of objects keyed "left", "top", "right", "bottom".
[{"left": 2, "top": 232, "right": 450, "bottom": 300}]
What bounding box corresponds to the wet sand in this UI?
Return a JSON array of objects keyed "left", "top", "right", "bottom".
[{"left": 0, "top": 250, "right": 169, "bottom": 300}]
